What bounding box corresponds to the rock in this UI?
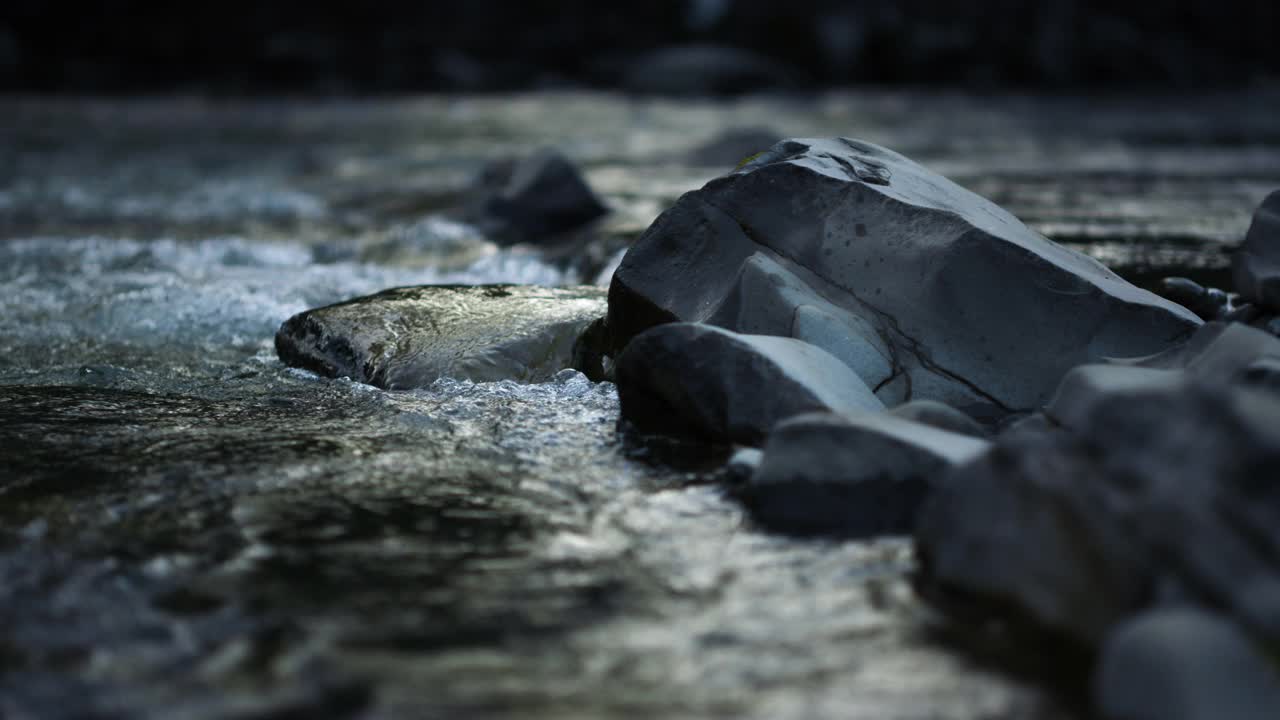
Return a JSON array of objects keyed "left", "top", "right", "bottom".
[
  {"left": 606, "top": 137, "right": 1200, "bottom": 421},
  {"left": 687, "top": 127, "right": 783, "bottom": 168},
  {"left": 1095, "top": 609, "right": 1280, "bottom": 720},
  {"left": 889, "top": 399, "right": 988, "bottom": 438},
  {"left": 1159, "top": 276, "right": 1235, "bottom": 320},
  {"left": 1113, "top": 322, "right": 1280, "bottom": 384},
  {"left": 1233, "top": 190, "right": 1280, "bottom": 312},
  {"left": 623, "top": 45, "right": 799, "bottom": 96},
  {"left": 916, "top": 376, "right": 1280, "bottom": 650},
  {"left": 1240, "top": 357, "right": 1280, "bottom": 394},
  {"left": 743, "top": 412, "right": 988, "bottom": 538},
  {"left": 1045, "top": 364, "right": 1185, "bottom": 430},
  {"left": 275, "top": 285, "right": 607, "bottom": 388},
  {"left": 467, "top": 149, "right": 608, "bottom": 245},
  {"left": 1112, "top": 321, "right": 1230, "bottom": 371},
  {"left": 614, "top": 322, "right": 883, "bottom": 445},
  {"left": 1184, "top": 322, "right": 1280, "bottom": 383}
]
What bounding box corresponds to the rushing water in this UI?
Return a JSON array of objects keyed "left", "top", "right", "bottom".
[{"left": 3, "top": 90, "right": 1279, "bottom": 718}]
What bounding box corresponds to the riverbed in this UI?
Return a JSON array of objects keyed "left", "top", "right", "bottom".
[{"left": 2, "top": 90, "right": 1278, "bottom": 718}]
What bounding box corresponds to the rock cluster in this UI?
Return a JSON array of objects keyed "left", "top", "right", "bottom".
[
  {"left": 598, "top": 138, "right": 1279, "bottom": 718},
  {"left": 274, "top": 135, "right": 1280, "bottom": 718}
]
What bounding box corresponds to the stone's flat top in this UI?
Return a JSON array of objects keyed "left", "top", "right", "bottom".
[
  {"left": 724, "top": 137, "right": 1201, "bottom": 336},
  {"left": 1046, "top": 364, "right": 1186, "bottom": 429},
  {"left": 752, "top": 137, "right": 1201, "bottom": 322},
  {"left": 712, "top": 327, "right": 887, "bottom": 417},
  {"left": 765, "top": 411, "right": 990, "bottom": 467}
]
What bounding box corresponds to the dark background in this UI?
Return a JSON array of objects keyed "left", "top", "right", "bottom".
[{"left": 2, "top": 0, "right": 1278, "bottom": 94}]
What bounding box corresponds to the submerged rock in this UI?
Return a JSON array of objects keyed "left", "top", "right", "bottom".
[
  {"left": 916, "top": 376, "right": 1280, "bottom": 650},
  {"left": 1233, "top": 190, "right": 1280, "bottom": 312},
  {"left": 614, "top": 322, "right": 883, "bottom": 445},
  {"left": 467, "top": 149, "right": 608, "bottom": 245},
  {"left": 744, "top": 412, "right": 988, "bottom": 538},
  {"left": 275, "top": 285, "right": 607, "bottom": 388},
  {"left": 1094, "top": 610, "right": 1280, "bottom": 720},
  {"left": 607, "top": 137, "right": 1199, "bottom": 420}
]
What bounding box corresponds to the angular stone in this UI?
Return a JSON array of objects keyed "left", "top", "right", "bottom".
[
  {"left": 744, "top": 412, "right": 988, "bottom": 538},
  {"left": 917, "top": 378, "right": 1280, "bottom": 649},
  {"left": 607, "top": 137, "right": 1200, "bottom": 420},
  {"left": 614, "top": 323, "right": 883, "bottom": 446},
  {"left": 1233, "top": 190, "right": 1280, "bottom": 312},
  {"left": 1094, "top": 610, "right": 1280, "bottom": 720},
  {"left": 467, "top": 149, "right": 608, "bottom": 245},
  {"left": 275, "top": 285, "right": 607, "bottom": 388}
]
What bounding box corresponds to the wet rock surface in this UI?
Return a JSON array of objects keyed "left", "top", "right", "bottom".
[
  {"left": 275, "top": 284, "right": 606, "bottom": 388},
  {"left": 606, "top": 137, "right": 1201, "bottom": 419},
  {"left": 743, "top": 412, "right": 988, "bottom": 538},
  {"left": 4, "top": 91, "right": 1280, "bottom": 719},
  {"left": 615, "top": 322, "right": 883, "bottom": 445}
]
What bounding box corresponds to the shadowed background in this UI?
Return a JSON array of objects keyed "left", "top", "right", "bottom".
[{"left": 2, "top": 0, "right": 1278, "bottom": 93}]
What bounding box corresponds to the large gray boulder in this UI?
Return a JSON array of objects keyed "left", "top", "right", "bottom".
[
  {"left": 1095, "top": 609, "right": 1280, "bottom": 720},
  {"left": 744, "top": 411, "right": 988, "bottom": 538},
  {"left": 275, "top": 285, "right": 607, "bottom": 388},
  {"left": 614, "top": 322, "right": 883, "bottom": 445},
  {"left": 1233, "top": 190, "right": 1280, "bottom": 312},
  {"left": 607, "top": 137, "right": 1200, "bottom": 420}
]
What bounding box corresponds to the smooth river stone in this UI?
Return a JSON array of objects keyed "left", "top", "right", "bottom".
[{"left": 276, "top": 285, "right": 607, "bottom": 388}]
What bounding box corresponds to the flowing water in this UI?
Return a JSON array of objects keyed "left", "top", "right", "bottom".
[{"left": 3, "top": 90, "right": 1279, "bottom": 718}]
